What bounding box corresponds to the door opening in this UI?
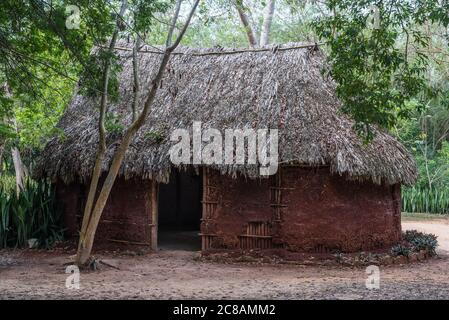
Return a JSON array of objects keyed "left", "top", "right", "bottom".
[{"left": 157, "top": 168, "right": 202, "bottom": 251}]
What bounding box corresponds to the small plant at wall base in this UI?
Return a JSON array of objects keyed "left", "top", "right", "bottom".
[
  {"left": 390, "top": 230, "right": 438, "bottom": 258},
  {"left": 391, "top": 244, "right": 412, "bottom": 257},
  {"left": 403, "top": 230, "right": 438, "bottom": 256},
  {"left": 0, "top": 178, "right": 64, "bottom": 249}
]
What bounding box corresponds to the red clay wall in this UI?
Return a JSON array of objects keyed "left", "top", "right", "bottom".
[
  {"left": 201, "top": 169, "right": 273, "bottom": 249},
  {"left": 57, "top": 167, "right": 401, "bottom": 253},
  {"left": 56, "top": 178, "right": 154, "bottom": 245},
  {"left": 277, "top": 167, "right": 401, "bottom": 252},
  {"left": 202, "top": 167, "right": 401, "bottom": 252}
]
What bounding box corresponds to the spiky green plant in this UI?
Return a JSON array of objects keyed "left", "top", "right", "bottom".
[
  {"left": 0, "top": 177, "right": 64, "bottom": 249},
  {"left": 402, "top": 187, "right": 449, "bottom": 214},
  {"left": 403, "top": 230, "right": 438, "bottom": 256}
]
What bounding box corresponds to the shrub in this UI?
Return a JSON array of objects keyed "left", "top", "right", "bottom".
[
  {"left": 403, "top": 230, "right": 438, "bottom": 256},
  {"left": 0, "top": 175, "right": 16, "bottom": 194},
  {"left": 0, "top": 178, "right": 64, "bottom": 249},
  {"left": 391, "top": 244, "right": 411, "bottom": 257}
]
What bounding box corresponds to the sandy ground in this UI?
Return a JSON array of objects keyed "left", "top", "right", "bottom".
[{"left": 1, "top": 220, "right": 449, "bottom": 300}]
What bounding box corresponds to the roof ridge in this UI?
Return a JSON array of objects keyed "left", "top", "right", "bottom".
[{"left": 106, "top": 42, "right": 325, "bottom": 56}]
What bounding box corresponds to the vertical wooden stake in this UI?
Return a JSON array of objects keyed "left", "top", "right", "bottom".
[
  {"left": 151, "top": 180, "right": 158, "bottom": 251},
  {"left": 201, "top": 167, "right": 207, "bottom": 250}
]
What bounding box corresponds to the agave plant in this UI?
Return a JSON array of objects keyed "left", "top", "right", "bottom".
[
  {"left": 0, "top": 177, "right": 64, "bottom": 249},
  {"left": 0, "top": 190, "right": 11, "bottom": 247}
]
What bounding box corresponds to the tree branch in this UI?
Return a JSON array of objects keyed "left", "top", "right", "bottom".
[
  {"left": 77, "top": 0, "right": 128, "bottom": 259},
  {"left": 235, "top": 0, "right": 258, "bottom": 47},
  {"left": 76, "top": 0, "right": 200, "bottom": 266},
  {"left": 132, "top": 36, "right": 141, "bottom": 122},
  {"left": 260, "top": 0, "right": 275, "bottom": 46},
  {"left": 166, "top": 0, "right": 182, "bottom": 47}
]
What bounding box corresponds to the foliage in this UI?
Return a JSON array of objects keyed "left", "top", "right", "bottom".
[
  {"left": 177, "top": 0, "right": 322, "bottom": 48},
  {"left": 397, "top": 95, "right": 449, "bottom": 215},
  {"left": 314, "top": 0, "right": 449, "bottom": 139},
  {"left": 132, "top": 0, "right": 174, "bottom": 33},
  {"left": 391, "top": 244, "right": 411, "bottom": 257},
  {"left": 402, "top": 186, "right": 449, "bottom": 214},
  {"left": 403, "top": 230, "right": 438, "bottom": 256},
  {"left": 397, "top": 103, "right": 449, "bottom": 190},
  {"left": 391, "top": 230, "right": 438, "bottom": 257},
  {"left": 105, "top": 112, "right": 125, "bottom": 136},
  {"left": 0, "top": 174, "right": 16, "bottom": 193},
  {"left": 0, "top": 177, "right": 64, "bottom": 249},
  {"left": 0, "top": 0, "right": 117, "bottom": 149},
  {"left": 145, "top": 130, "right": 165, "bottom": 144},
  {"left": 78, "top": 47, "right": 124, "bottom": 102},
  {"left": 0, "top": 0, "right": 180, "bottom": 255}
]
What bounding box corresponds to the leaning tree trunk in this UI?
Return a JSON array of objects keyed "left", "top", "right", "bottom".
[
  {"left": 75, "top": 0, "right": 200, "bottom": 266},
  {"left": 235, "top": 0, "right": 258, "bottom": 47},
  {"left": 76, "top": 0, "right": 128, "bottom": 263},
  {"left": 259, "top": 0, "right": 275, "bottom": 46}
]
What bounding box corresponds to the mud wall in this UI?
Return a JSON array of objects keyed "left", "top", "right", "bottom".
[
  {"left": 56, "top": 166, "right": 401, "bottom": 252},
  {"left": 277, "top": 167, "right": 401, "bottom": 252},
  {"left": 202, "top": 167, "right": 401, "bottom": 252},
  {"left": 201, "top": 169, "right": 273, "bottom": 249},
  {"left": 56, "top": 177, "right": 154, "bottom": 245}
]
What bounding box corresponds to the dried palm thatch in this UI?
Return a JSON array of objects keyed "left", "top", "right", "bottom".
[{"left": 34, "top": 42, "right": 417, "bottom": 185}]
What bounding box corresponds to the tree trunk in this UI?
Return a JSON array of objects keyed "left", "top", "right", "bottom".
[
  {"left": 76, "top": 50, "right": 177, "bottom": 266},
  {"left": 259, "top": 0, "right": 275, "bottom": 46},
  {"left": 76, "top": 128, "right": 137, "bottom": 264},
  {"left": 11, "top": 147, "right": 27, "bottom": 193},
  {"left": 131, "top": 37, "right": 141, "bottom": 122},
  {"left": 235, "top": 0, "right": 258, "bottom": 47},
  {"left": 75, "top": 0, "right": 200, "bottom": 266},
  {"left": 76, "top": 0, "right": 128, "bottom": 263}
]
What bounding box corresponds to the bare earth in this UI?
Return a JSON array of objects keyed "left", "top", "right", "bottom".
[{"left": 1, "top": 220, "right": 449, "bottom": 300}]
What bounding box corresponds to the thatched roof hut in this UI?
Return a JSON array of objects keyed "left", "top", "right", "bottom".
[
  {"left": 37, "top": 42, "right": 419, "bottom": 253},
  {"left": 35, "top": 42, "right": 417, "bottom": 186}
]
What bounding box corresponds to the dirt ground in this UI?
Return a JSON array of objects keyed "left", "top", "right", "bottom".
[{"left": 1, "top": 219, "right": 449, "bottom": 300}]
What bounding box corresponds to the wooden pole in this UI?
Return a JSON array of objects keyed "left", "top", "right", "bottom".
[{"left": 151, "top": 180, "right": 158, "bottom": 251}]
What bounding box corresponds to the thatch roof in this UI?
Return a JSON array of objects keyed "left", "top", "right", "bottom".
[{"left": 35, "top": 42, "right": 417, "bottom": 185}]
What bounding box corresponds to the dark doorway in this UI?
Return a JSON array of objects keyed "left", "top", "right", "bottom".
[{"left": 157, "top": 168, "right": 202, "bottom": 251}]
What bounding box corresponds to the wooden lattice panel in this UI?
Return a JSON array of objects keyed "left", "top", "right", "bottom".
[
  {"left": 239, "top": 221, "right": 273, "bottom": 249},
  {"left": 201, "top": 168, "right": 218, "bottom": 250}
]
